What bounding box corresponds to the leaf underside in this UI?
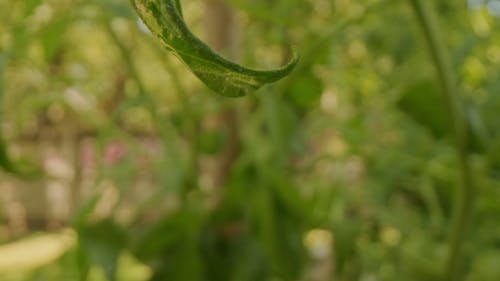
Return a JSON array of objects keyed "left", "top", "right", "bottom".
[{"left": 131, "top": 0, "right": 299, "bottom": 97}]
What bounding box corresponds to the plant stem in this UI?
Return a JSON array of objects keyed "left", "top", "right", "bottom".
[{"left": 407, "top": 1, "right": 475, "bottom": 280}]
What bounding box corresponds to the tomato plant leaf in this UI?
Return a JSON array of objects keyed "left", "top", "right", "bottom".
[{"left": 130, "top": 0, "right": 298, "bottom": 97}]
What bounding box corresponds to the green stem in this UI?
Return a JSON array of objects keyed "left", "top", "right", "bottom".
[{"left": 408, "top": 1, "right": 475, "bottom": 280}]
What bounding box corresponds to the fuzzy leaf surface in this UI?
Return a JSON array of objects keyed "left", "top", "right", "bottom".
[{"left": 131, "top": 0, "right": 298, "bottom": 97}]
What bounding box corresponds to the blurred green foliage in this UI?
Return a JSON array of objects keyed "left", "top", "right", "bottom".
[{"left": 0, "top": 0, "right": 499, "bottom": 281}]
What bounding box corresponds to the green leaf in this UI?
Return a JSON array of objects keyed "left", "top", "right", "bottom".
[
  {"left": 0, "top": 138, "right": 16, "bottom": 174},
  {"left": 0, "top": 56, "right": 12, "bottom": 173},
  {"left": 39, "top": 15, "right": 72, "bottom": 63},
  {"left": 398, "top": 80, "right": 450, "bottom": 138},
  {"left": 132, "top": 209, "right": 203, "bottom": 280},
  {"left": 130, "top": 0, "right": 298, "bottom": 97},
  {"left": 285, "top": 70, "right": 323, "bottom": 110},
  {"left": 334, "top": 219, "right": 361, "bottom": 275},
  {"left": 0, "top": 56, "right": 42, "bottom": 177},
  {"left": 198, "top": 128, "right": 226, "bottom": 154},
  {"left": 398, "top": 80, "right": 488, "bottom": 152},
  {"left": 79, "top": 220, "right": 127, "bottom": 281}
]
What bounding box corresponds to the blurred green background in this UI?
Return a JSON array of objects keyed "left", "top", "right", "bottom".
[{"left": 0, "top": 0, "right": 499, "bottom": 280}]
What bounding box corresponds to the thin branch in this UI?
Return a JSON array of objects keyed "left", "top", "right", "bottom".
[{"left": 407, "top": 1, "right": 475, "bottom": 280}]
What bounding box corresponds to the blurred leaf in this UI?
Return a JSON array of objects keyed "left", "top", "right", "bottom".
[
  {"left": 250, "top": 180, "right": 305, "bottom": 280},
  {"left": 39, "top": 15, "right": 72, "bottom": 63},
  {"left": 465, "top": 105, "right": 490, "bottom": 153},
  {"left": 286, "top": 70, "right": 324, "bottom": 110},
  {"left": 71, "top": 194, "right": 100, "bottom": 227},
  {"left": 0, "top": 47, "right": 42, "bottom": 178},
  {"left": 0, "top": 138, "right": 17, "bottom": 173},
  {"left": 267, "top": 172, "right": 309, "bottom": 222},
  {"left": 75, "top": 243, "right": 91, "bottom": 281},
  {"left": 79, "top": 220, "right": 127, "bottom": 281},
  {"left": 95, "top": 0, "right": 136, "bottom": 19},
  {"left": 468, "top": 250, "right": 500, "bottom": 281},
  {"left": 402, "top": 236, "right": 446, "bottom": 281},
  {"left": 398, "top": 80, "right": 450, "bottom": 138},
  {"left": 229, "top": 240, "right": 267, "bottom": 281},
  {"left": 398, "top": 80, "right": 488, "bottom": 152},
  {"left": 334, "top": 219, "right": 362, "bottom": 275},
  {"left": 0, "top": 56, "right": 12, "bottom": 174},
  {"left": 199, "top": 128, "right": 226, "bottom": 155},
  {"left": 130, "top": 0, "right": 298, "bottom": 97},
  {"left": 132, "top": 208, "right": 203, "bottom": 281},
  {"left": 23, "top": 0, "right": 43, "bottom": 16},
  {"left": 262, "top": 94, "right": 299, "bottom": 164},
  {"left": 0, "top": 58, "right": 10, "bottom": 174},
  {"left": 0, "top": 123, "right": 42, "bottom": 177}
]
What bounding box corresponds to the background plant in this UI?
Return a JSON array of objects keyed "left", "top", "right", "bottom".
[{"left": 0, "top": 0, "right": 499, "bottom": 281}]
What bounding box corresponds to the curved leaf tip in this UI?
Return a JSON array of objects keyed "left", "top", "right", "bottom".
[{"left": 131, "top": 0, "right": 299, "bottom": 97}]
